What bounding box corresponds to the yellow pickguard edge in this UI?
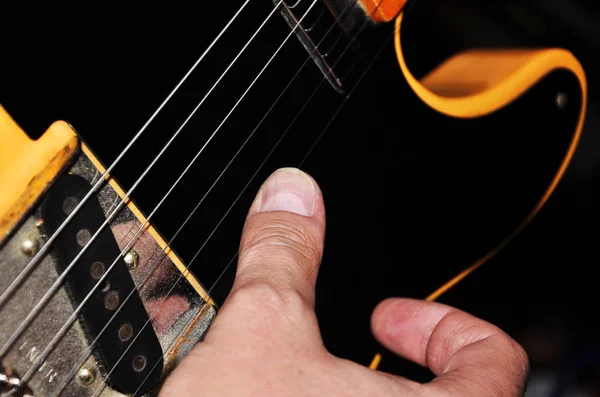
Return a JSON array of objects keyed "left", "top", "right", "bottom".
[{"left": 0, "top": 107, "right": 79, "bottom": 241}]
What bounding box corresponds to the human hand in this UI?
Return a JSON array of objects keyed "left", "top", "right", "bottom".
[{"left": 161, "top": 168, "right": 529, "bottom": 396}]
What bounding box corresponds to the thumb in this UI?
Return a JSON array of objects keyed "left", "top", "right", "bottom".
[
  {"left": 231, "top": 167, "right": 326, "bottom": 307},
  {"left": 158, "top": 169, "right": 326, "bottom": 397}
]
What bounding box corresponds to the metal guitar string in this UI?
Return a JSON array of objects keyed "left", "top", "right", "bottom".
[
  {"left": 91, "top": 4, "right": 388, "bottom": 396},
  {"left": 51, "top": 44, "right": 313, "bottom": 394},
  {"left": 50, "top": 2, "right": 360, "bottom": 395},
  {"left": 6, "top": 1, "right": 321, "bottom": 392},
  {"left": 54, "top": 4, "right": 360, "bottom": 395},
  {"left": 52, "top": 3, "right": 356, "bottom": 394},
  {"left": 130, "top": 21, "right": 394, "bottom": 397},
  {"left": 10, "top": 3, "right": 376, "bottom": 392},
  {"left": 113, "top": 84, "right": 324, "bottom": 397},
  {"left": 91, "top": 0, "right": 573, "bottom": 386},
  {"left": 78, "top": 0, "right": 327, "bottom": 263},
  {"left": 0, "top": 1, "right": 288, "bottom": 363},
  {"left": 0, "top": 0, "right": 253, "bottom": 312}
]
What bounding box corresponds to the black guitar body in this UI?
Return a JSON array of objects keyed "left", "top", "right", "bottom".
[{"left": 0, "top": 0, "right": 589, "bottom": 383}]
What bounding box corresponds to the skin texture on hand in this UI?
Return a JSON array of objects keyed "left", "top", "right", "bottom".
[{"left": 160, "top": 168, "right": 529, "bottom": 397}]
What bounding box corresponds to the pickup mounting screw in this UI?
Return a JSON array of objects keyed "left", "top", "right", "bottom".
[
  {"left": 124, "top": 249, "right": 139, "bottom": 270},
  {"left": 77, "top": 367, "right": 96, "bottom": 386},
  {"left": 21, "top": 238, "right": 39, "bottom": 256}
]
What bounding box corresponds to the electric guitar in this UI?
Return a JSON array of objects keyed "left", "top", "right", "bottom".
[{"left": 0, "top": 0, "right": 587, "bottom": 396}]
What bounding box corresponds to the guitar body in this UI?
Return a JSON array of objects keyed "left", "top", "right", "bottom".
[{"left": 0, "top": 0, "right": 586, "bottom": 395}]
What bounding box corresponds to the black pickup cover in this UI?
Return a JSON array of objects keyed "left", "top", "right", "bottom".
[{"left": 41, "top": 173, "right": 163, "bottom": 394}]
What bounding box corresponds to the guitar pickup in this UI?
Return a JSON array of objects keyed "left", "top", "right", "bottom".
[
  {"left": 40, "top": 173, "right": 164, "bottom": 395},
  {"left": 276, "top": 0, "right": 378, "bottom": 93}
]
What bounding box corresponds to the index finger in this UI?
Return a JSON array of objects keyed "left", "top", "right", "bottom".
[{"left": 371, "top": 298, "right": 530, "bottom": 397}]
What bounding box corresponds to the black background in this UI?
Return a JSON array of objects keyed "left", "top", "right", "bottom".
[{"left": 1, "top": 1, "right": 599, "bottom": 395}]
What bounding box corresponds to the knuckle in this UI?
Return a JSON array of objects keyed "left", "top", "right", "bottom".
[
  {"left": 228, "top": 281, "right": 313, "bottom": 322},
  {"left": 242, "top": 216, "right": 322, "bottom": 271},
  {"left": 479, "top": 334, "right": 531, "bottom": 396}
]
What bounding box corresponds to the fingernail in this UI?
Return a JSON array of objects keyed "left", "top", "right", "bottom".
[{"left": 256, "top": 168, "right": 315, "bottom": 216}]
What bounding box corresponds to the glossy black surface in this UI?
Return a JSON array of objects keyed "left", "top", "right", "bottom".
[{"left": 2, "top": 0, "right": 599, "bottom": 394}]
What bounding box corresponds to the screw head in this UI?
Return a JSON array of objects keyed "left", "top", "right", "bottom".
[
  {"left": 123, "top": 249, "right": 139, "bottom": 270},
  {"left": 77, "top": 367, "right": 96, "bottom": 386},
  {"left": 21, "top": 238, "right": 38, "bottom": 256},
  {"left": 556, "top": 92, "right": 568, "bottom": 110}
]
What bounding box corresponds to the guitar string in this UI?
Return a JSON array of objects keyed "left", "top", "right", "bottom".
[
  {"left": 8, "top": 0, "right": 322, "bottom": 390},
  {"left": 49, "top": 1, "right": 365, "bottom": 395},
  {"left": 49, "top": 42, "right": 321, "bottom": 395},
  {"left": 0, "top": 0, "right": 289, "bottom": 362},
  {"left": 129, "top": 21, "right": 395, "bottom": 397},
  {"left": 8, "top": 0, "right": 380, "bottom": 392},
  {"left": 0, "top": 0, "right": 253, "bottom": 311},
  {"left": 88, "top": 2, "right": 346, "bottom": 263},
  {"left": 79, "top": 0, "right": 344, "bottom": 264},
  {"left": 93, "top": 80, "right": 326, "bottom": 397},
  {"left": 87, "top": 4, "right": 388, "bottom": 397},
  {"left": 93, "top": 80, "right": 321, "bottom": 396},
  {"left": 63, "top": 0, "right": 316, "bottom": 272},
  {"left": 108, "top": 0, "right": 579, "bottom": 384}
]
